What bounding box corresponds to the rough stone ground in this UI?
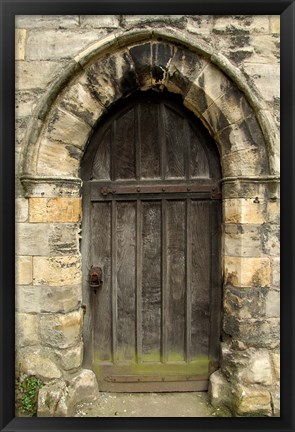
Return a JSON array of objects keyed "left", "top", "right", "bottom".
[{"left": 74, "top": 392, "right": 231, "bottom": 417}]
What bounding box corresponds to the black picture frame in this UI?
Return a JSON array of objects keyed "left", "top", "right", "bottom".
[{"left": 1, "top": 1, "right": 294, "bottom": 431}]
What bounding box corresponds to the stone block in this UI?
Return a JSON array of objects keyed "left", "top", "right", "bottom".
[
  {"left": 223, "top": 317, "right": 280, "bottom": 349},
  {"left": 16, "top": 313, "right": 39, "bottom": 346},
  {"left": 16, "top": 15, "right": 80, "bottom": 29},
  {"left": 213, "top": 16, "right": 268, "bottom": 35},
  {"left": 129, "top": 43, "right": 152, "bottom": 90},
  {"left": 40, "top": 285, "right": 82, "bottom": 313},
  {"left": 124, "top": 15, "right": 186, "bottom": 27},
  {"left": 166, "top": 46, "right": 207, "bottom": 96},
  {"left": 80, "top": 15, "right": 119, "bottom": 28},
  {"left": 29, "top": 198, "right": 81, "bottom": 223},
  {"left": 26, "top": 30, "right": 106, "bottom": 60},
  {"left": 46, "top": 108, "right": 91, "bottom": 147},
  {"left": 151, "top": 42, "right": 175, "bottom": 88},
  {"left": 224, "top": 198, "right": 266, "bottom": 224},
  {"left": 224, "top": 256, "right": 270, "bottom": 288},
  {"left": 36, "top": 139, "right": 81, "bottom": 177},
  {"left": 233, "top": 384, "right": 272, "bottom": 416},
  {"left": 16, "top": 198, "right": 28, "bottom": 222},
  {"left": 267, "top": 200, "right": 280, "bottom": 224},
  {"left": 15, "top": 29, "right": 26, "bottom": 60},
  {"left": 59, "top": 79, "right": 105, "bottom": 126},
  {"left": 15, "top": 61, "right": 66, "bottom": 90},
  {"left": 40, "top": 310, "right": 83, "bottom": 349},
  {"left": 68, "top": 369, "right": 99, "bottom": 410},
  {"left": 16, "top": 90, "right": 41, "bottom": 118},
  {"left": 261, "top": 223, "right": 280, "bottom": 256},
  {"left": 270, "top": 16, "right": 280, "bottom": 34},
  {"left": 55, "top": 343, "right": 83, "bottom": 371},
  {"left": 16, "top": 285, "right": 40, "bottom": 313},
  {"left": 222, "top": 147, "right": 268, "bottom": 177},
  {"left": 271, "top": 352, "right": 280, "bottom": 380},
  {"left": 38, "top": 380, "right": 69, "bottom": 417},
  {"left": 224, "top": 286, "right": 267, "bottom": 319},
  {"left": 33, "top": 256, "right": 81, "bottom": 286},
  {"left": 239, "top": 351, "right": 273, "bottom": 385},
  {"left": 208, "top": 369, "right": 232, "bottom": 410},
  {"left": 186, "top": 16, "right": 214, "bottom": 38},
  {"left": 16, "top": 256, "right": 33, "bottom": 285},
  {"left": 17, "top": 349, "right": 62, "bottom": 381},
  {"left": 270, "top": 390, "right": 280, "bottom": 416},
  {"left": 271, "top": 257, "right": 280, "bottom": 288},
  {"left": 265, "top": 290, "right": 280, "bottom": 318},
  {"left": 243, "top": 63, "right": 280, "bottom": 102},
  {"left": 16, "top": 223, "right": 79, "bottom": 256},
  {"left": 224, "top": 224, "right": 262, "bottom": 257},
  {"left": 185, "top": 62, "right": 233, "bottom": 115}
]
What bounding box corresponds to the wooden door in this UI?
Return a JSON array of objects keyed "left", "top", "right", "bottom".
[{"left": 81, "top": 92, "right": 222, "bottom": 392}]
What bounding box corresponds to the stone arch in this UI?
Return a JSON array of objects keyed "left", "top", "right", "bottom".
[{"left": 19, "top": 28, "right": 279, "bottom": 184}]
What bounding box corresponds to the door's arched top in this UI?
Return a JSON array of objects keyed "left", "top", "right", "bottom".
[
  {"left": 19, "top": 30, "right": 279, "bottom": 188},
  {"left": 81, "top": 91, "right": 221, "bottom": 182}
]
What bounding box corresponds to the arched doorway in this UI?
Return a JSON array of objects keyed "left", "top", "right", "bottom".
[{"left": 81, "top": 91, "right": 222, "bottom": 392}]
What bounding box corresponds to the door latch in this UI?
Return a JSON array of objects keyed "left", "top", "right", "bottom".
[{"left": 88, "top": 266, "right": 103, "bottom": 293}]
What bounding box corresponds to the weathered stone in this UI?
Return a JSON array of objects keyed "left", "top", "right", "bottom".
[
  {"left": 59, "top": 79, "right": 105, "bottom": 126},
  {"left": 271, "top": 257, "right": 280, "bottom": 288},
  {"left": 261, "top": 223, "right": 280, "bottom": 256},
  {"left": 40, "top": 285, "right": 82, "bottom": 313},
  {"left": 224, "top": 256, "right": 270, "bottom": 288},
  {"left": 16, "top": 256, "right": 33, "bottom": 285},
  {"left": 16, "top": 223, "right": 79, "bottom": 256},
  {"left": 208, "top": 369, "right": 233, "bottom": 411},
  {"left": 129, "top": 43, "right": 152, "bottom": 90},
  {"left": 213, "top": 16, "right": 269, "bottom": 35},
  {"left": 167, "top": 46, "right": 207, "bottom": 96},
  {"left": 17, "top": 350, "right": 62, "bottom": 381},
  {"left": 270, "top": 16, "right": 280, "bottom": 34},
  {"left": 186, "top": 16, "right": 214, "bottom": 38},
  {"left": 222, "top": 147, "right": 268, "bottom": 177},
  {"left": 36, "top": 139, "right": 81, "bottom": 177},
  {"left": 16, "top": 285, "right": 40, "bottom": 313},
  {"left": 26, "top": 30, "right": 106, "bottom": 60},
  {"left": 16, "top": 90, "right": 43, "bottom": 118},
  {"left": 224, "top": 286, "right": 267, "bottom": 319},
  {"left": 15, "top": 61, "right": 66, "bottom": 90},
  {"left": 224, "top": 317, "right": 280, "bottom": 349},
  {"left": 265, "top": 290, "right": 280, "bottom": 318},
  {"left": 68, "top": 369, "right": 99, "bottom": 410},
  {"left": 33, "top": 256, "right": 81, "bottom": 286},
  {"left": 15, "top": 29, "right": 26, "bottom": 60},
  {"left": 151, "top": 42, "right": 175, "bottom": 88},
  {"left": 233, "top": 384, "right": 272, "bottom": 416},
  {"left": 29, "top": 198, "right": 81, "bottom": 223},
  {"left": 267, "top": 200, "right": 280, "bottom": 224},
  {"left": 184, "top": 62, "right": 233, "bottom": 116},
  {"left": 271, "top": 352, "right": 280, "bottom": 380},
  {"left": 20, "top": 179, "right": 81, "bottom": 198},
  {"left": 224, "top": 224, "right": 262, "bottom": 257},
  {"left": 239, "top": 351, "right": 273, "bottom": 385},
  {"left": 40, "top": 310, "right": 83, "bottom": 349},
  {"left": 16, "top": 198, "right": 28, "bottom": 222},
  {"left": 270, "top": 390, "right": 280, "bottom": 416},
  {"left": 224, "top": 198, "right": 266, "bottom": 224},
  {"left": 46, "top": 108, "right": 91, "bottom": 147},
  {"left": 245, "top": 36, "right": 280, "bottom": 64},
  {"left": 37, "top": 380, "right": 69, "bottom": 417},
  {"left": 222, "top": 180, "right": 271, "bottom": 200},
  {"left": 55, "top": 343, "right": 83, "bottom": 371},
  {"left": 124, "top": 15, "right": 186, "bottom": 27},
  {"left": 16, "top": 15, "right": 80, "bottom": 29},
  {"left": 80, "top": 15, "right": 119, "bottom": 28},
  {"left": 16, "top": 313, "right": 39, "bottom": 346},
  {"left": 243, "top": 63, "right": 280, "bottom": 102}
]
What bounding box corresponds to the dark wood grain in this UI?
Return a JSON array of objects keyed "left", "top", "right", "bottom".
[
  {"left": 116, "top": 201, "right": 136, "bottom": 362},
  {"left": 166, "top": 200, "right": 186, "bottom": 362},
  {"left": 140, "top": 101, "right": 161, "bottom": 179},
  {"left": 141, "top": 201, "right": 162, "bottom": 362},
  {"left": 92, "top": 127, "right": 111, "bottom": 179},
  {"left": 190, "top": 125, "right": 210, "bottom": 179},
  {"left": 163, "top": 105, "right": 185, "bottom": 179},
  {"left": 114, "top": 107, "right": 136, "bottom": 179}
]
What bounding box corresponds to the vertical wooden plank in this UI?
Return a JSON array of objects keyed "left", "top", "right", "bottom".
[
  {"left": 163, "top": 105, "right": 185, "bottom": 179},
  {"left": 116, "top": 201, "right": 136, "bottom": 362},
  {"left": 190, "top": 200, "right": 211, "bottom": 358},
  {"left": 111, "top": 121, "right": 116, "bottom": 181},
  {"left": 136, "top": 200, "right": 143, "bottom": 363},
  {"left": 208, "top": 200, "right": 222, "bottom": 362},
  {"left": 91, "top": 200, "right": 112, "bottom": 362},
  {"left": 140, "top": 101, "right": 161, "bottom": 179},
  {"left": 160, "top": 103, "right": 167, "bottom": 181},
  {"left": 161, "top": 199, "right": 168, "bottom": 363},
  {"left": 141, "top": 201, "right": 162, "bottom": 362},
  {"left": 166, "top": 200, "right": 186, "bottom": 362},
  {"left": 184, "top": 120, "right": 191, "bottom": 180},
  {"left": 190, "top": 125, "right": 210, "bottom": 178},
  {"left": 114, "top": 107, "right": 136, "bottom": 179},
  {"left": 92, "top": 127, "right": 111, "bottom": 180},
  {"left": 111, "top": 200, "right": 118, "bottom": 363},
  {"left": 186, "top": 198, "right": 192, "bottom": 363},
  {"left": 135, "top": 104, "right": 141, "bottom": 181}
]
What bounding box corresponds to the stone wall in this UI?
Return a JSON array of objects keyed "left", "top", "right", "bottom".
[{"left": 15, "top": 15, "right": 280, "bottom": 416}]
